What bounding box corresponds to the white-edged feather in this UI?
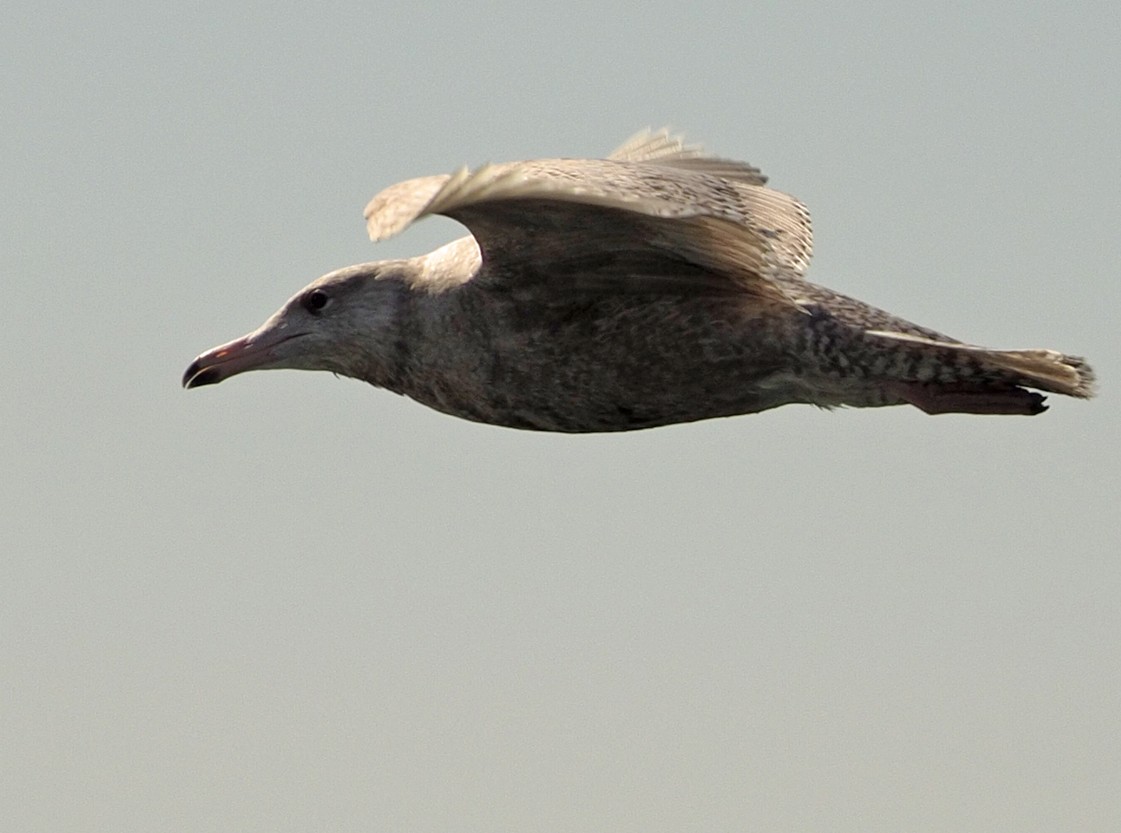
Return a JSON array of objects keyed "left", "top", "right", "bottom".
[{"left": 364, "top": 133, "right": 813, "bottom": 291}]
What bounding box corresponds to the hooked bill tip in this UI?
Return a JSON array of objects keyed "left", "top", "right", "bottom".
[{"left": 182, "top": 361, "right": 222, "bottom": 389}]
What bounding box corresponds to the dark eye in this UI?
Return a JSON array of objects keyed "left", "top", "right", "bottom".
[{"left": 303, "top": 289, "right": 330, "bottom": 314}]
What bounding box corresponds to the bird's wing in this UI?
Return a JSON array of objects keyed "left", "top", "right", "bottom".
[
  {"left": 606, "top": 128, "right": 770, "bottom": 185},
  {"left": 364, "top": 153, "right": 813, "bottom": 304},
  {"left": 607, "top": 128, "right": 703, "bottom": 163}
]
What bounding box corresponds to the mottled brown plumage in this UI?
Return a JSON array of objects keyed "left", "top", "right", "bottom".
[{"left": 183, "top": 129, "right": 1095, "bottom": 431}]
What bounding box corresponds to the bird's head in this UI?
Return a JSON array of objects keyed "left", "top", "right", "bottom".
[{"left": 182, "top": 261, "right": 411, "bottom": 390}]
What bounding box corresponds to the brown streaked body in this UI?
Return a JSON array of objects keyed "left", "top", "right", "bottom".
[{"left": 184, "top": 130, "right": 1095, "bottom": 431}]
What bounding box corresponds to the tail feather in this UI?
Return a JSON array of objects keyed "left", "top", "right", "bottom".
[
  {"left": 985, "top": 349, "right": 1096, "bottom": 398},
  {"left": 864, "top": 330, "right": 1097, "bottom": 412}
]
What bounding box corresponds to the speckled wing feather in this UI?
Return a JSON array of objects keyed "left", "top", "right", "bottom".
[
  {"left": 607, "top": 128, "right": 770, "bottom": 184},
  {"left": 364, "top": 134, "right": 813, "bottom": 304}
]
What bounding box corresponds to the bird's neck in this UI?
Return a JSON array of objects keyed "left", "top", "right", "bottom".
[{"left": 333, "top": 277, "right": 416, "bottom": 392}]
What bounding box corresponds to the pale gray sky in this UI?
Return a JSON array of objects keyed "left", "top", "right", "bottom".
[{"left": 3, "top": 2, "right": 1119, "bottom": 831}]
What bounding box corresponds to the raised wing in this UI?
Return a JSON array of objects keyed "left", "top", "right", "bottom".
[
  {"left": 608, "top": 128, "right": 770, "bottom": 185},
  {"left": 363, "top": 135, "right": 813, "bottom": 304}
]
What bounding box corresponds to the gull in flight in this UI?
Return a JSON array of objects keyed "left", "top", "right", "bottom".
[{"left": 184, "top": 130, "right": 1095, "bottom": 431}]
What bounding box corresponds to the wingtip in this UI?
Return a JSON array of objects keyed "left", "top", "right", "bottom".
[
  {"left": 607, "top": 126, "right": 703, "bottom": 163},
  {"left": 364, "top": 170, "right": 471, "bottom": 243}
]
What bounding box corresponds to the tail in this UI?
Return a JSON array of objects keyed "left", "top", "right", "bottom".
[
  {"left": 865, "top": 330, "right": 1097, "bottom": 416},
  {"left": 984, "top": 349, "right": 1096, "bottom": 399}
]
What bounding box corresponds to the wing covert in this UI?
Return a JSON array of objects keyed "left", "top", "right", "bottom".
[{"left": 363, "top": 133, "right": 814, "bottom": 305}]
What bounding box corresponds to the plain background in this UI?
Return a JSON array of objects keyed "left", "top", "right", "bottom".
[{"left": 3, "top": 2, "right": 1119, "bottom": 831}]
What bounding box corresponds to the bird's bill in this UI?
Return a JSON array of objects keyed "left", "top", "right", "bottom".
[{"left": 182, "top": 326, "right": 306, "bottom": 388}]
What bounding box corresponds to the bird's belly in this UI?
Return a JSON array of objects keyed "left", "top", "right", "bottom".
[{"left": 405, "top": 298, "right": 796, "bottom": 432}]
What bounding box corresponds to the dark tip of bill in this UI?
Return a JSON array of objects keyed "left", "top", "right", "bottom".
[{"left": 182, "top": 362, "right": 221, "bottom": 389}]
